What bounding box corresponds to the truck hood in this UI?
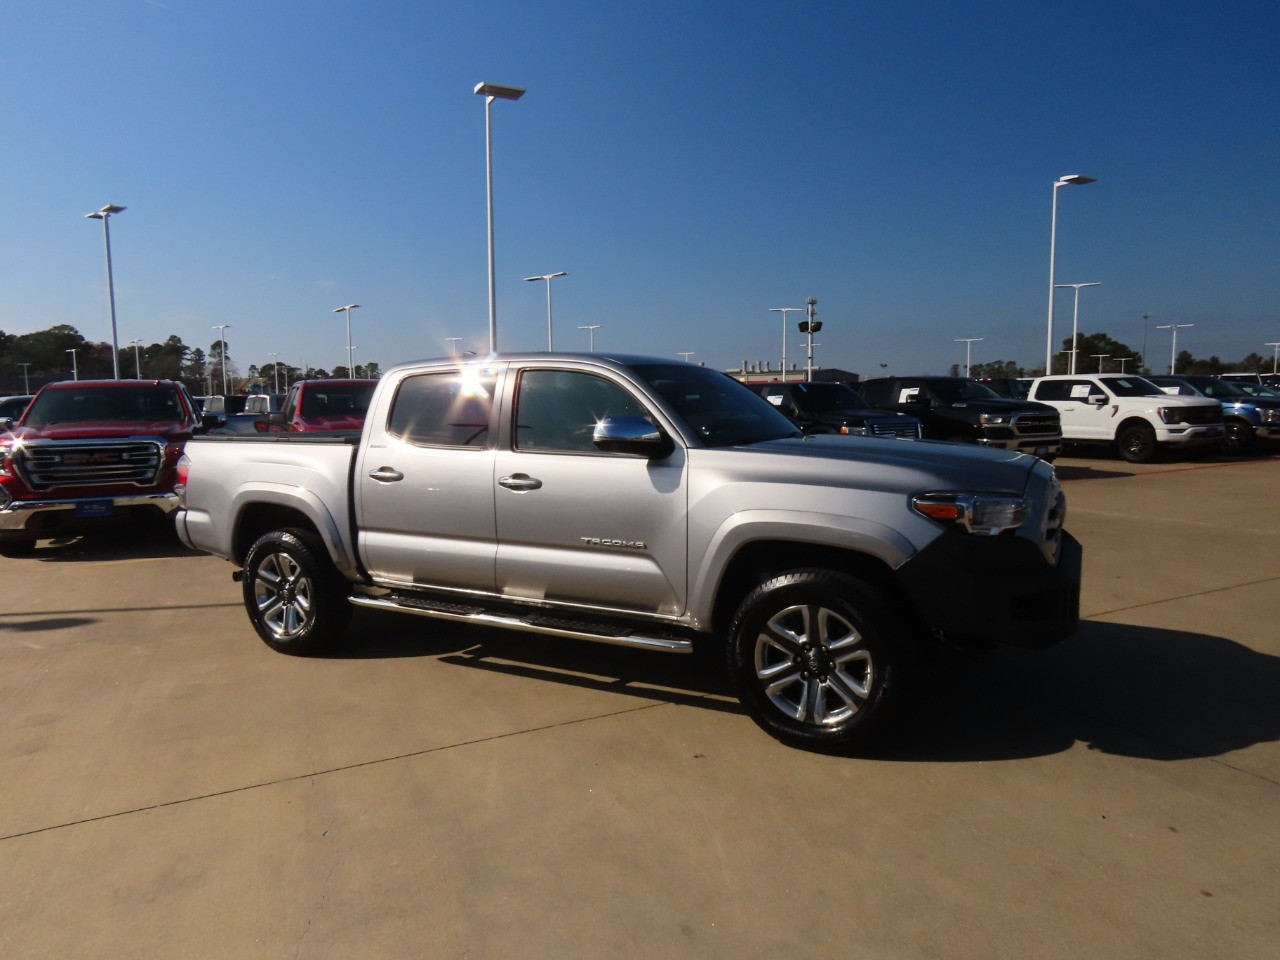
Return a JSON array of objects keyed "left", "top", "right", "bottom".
[
  {"left": 726, "top": 434, "right": 1037, "bottom": 494},
  {"left": 935, "top": 398, "right": 1055, "bottom": 415},
  {"left": 810, "top": 407, "right": 918, "bottom": 424},
  {"left": 6, "top": 421, "right": 193, "bottom": 443}
]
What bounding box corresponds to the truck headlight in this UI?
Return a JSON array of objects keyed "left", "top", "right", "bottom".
[
  {"left": 1157, "top": 407, "right": 1184, "bottom": 424},
  {"left": 979, "top": 413, "right": 1011, "bottom": 425},
  {"left": 912, "top": 492, "right": 1028, "bottom": 536},
  {"left": 1261, "top": 408, "right": 1280, "bottom": 424},
  {"left": 839, "top": 424, "right": 868, "bottom": 436}
]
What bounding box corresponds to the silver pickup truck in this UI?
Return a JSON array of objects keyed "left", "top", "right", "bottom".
[{"left": 175, "top": 353, "right": 1081, "bottom": 752}]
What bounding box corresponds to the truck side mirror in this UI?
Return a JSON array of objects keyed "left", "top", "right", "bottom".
[
  {"left": 1088, "top": 394, "right": 1107, "bottom": 406},
  {"left": 592, "top": 416, "right": 673, "bottom": 458}
]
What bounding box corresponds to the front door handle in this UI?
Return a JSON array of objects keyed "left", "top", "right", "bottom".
[
  {"left": 368, "top": 466, "right": 404, "bottom": 483},
  {"left": 498, "top": 473, "right": 543, "bottom": 491}
]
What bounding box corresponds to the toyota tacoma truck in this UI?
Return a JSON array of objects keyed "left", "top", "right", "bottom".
[
  {"left": 1028, "top": 373, "right": 1223, "bottom": 463},
  {"left": 0, "top": 379, "right": 201, "bottom": 555},
  {"left": 174, "top": 353, "right": 1081, "bottom": 752}
]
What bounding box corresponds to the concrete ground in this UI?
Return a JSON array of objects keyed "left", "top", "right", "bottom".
[{"left": 1, "top": 450, "right": 1277, "bottom": 959}]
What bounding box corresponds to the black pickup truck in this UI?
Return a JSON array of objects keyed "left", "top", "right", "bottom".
[
  {"left": 859, "top": 376, "right": 1063, "bottom": 460},
  {"left": 745, "top": 381, "right": 923, "bottom": 439}
]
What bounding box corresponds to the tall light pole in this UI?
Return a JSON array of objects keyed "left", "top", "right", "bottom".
[
  {"left": 524, "top": 271, "right": 567, "bottom": 350},
  {"left": 1116, "top": 357, "right": 1134, "bottom": 373},
  {"left": 769, "top": 307, "right": 803, "bottom": 381},
  {"left": 1054, "top": 281, "right": 1102, "bottom": 374},
  {"left": 1266, "top": 342, "right": 1280, "bottom": 375},
  {"left": 18, "top": 362, "right": 32, "bottom": 393},
  {"left": 678, "top": 351, "right": 695, "bottom": 363},
  {"left": 127, "top": 338, "right": 143, "bottom": 378},
  {"left": 1155, "top": 323, "right": 1193, "bottom": 374},
  {"left": 331, "top": 304, "right": 359, "bottom": 375},
  {"left": 475, "top": 81, "right": 526, "bottom": 354},
  {"left": 1045, "top": 175, "right": 1096, "bottom": 373},
  {"left": 1141, "top": 312, "right": 1152, "bottom": 374},
  {"left": 445, "top": 337, "right": 463, "bottom": 358},
  {"left": 212, "top": 324, "right": 231, "bottom": 395},
  {"left": 84, "top": 203, "right": 126, "bottom": 379},
  {"left": 577, "top": 325, "right": 601, "bottom": 352},
  {"left": 66, "top": 349, "right": 79, "bottom": 381},
  {"left": 955, "top": 338, "right": 984, "bottom": 377},
  {"left": 1090, "top": 353, "right": 1110, "bottom": 373},
  {"left": 268, "top": 352, "right": 281, "bottom": 392},
  {"left": 800, "top": 297, "right": 820, "bottom": 380}
]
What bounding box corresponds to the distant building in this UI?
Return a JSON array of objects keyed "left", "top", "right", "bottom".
[{"left": 725, "top": 360, "right": 860, "bottom": 383}]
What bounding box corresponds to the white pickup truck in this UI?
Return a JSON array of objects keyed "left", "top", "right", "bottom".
[{"left": 175, "top": 353, "right": 1081, "bottom": 752}]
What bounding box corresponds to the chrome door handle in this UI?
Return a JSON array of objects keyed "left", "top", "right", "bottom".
[
  {"left": 368, "top": 466, "right": 404, "bottom": 483},
  {"left": 498, "top": 473, "right": 542, "bottom": 491}
]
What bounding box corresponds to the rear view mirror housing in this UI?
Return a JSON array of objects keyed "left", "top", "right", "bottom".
[{"left": 592, "top": 416, "right": 673, "bottom": 458}]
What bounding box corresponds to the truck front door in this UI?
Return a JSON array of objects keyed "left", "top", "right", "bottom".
[
  {"left": 492, "top": 366, "right": 688, "bottom": 617},
  {"left": 1035, "top": 378, "right": 1112, "bottom": 440}
]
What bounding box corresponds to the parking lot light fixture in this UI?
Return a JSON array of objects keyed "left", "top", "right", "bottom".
[
  {"left": 268, "top": 352, "right": 281, "bottom": 392},
  {"left": 769, "top": 307, "right": 803, "bottom": 381},
  {"left": 1046, "top": 175, "right": 1096, "bottom": 373},
  {"left": 66, "top": 348, "right": 78, "bottom": 381},
  {"left": 955, "top": 338, "right": 984, "bottom": 377},
  {"left": 1054, "top": 281, "right": 1102, "bottom": 374},
  {"left": 678, "top": 351, "right": 695, "bottom": 363},
  {"left": 1116, "top": 357, "right": 1134, "bottom": 373},
  {"left": 127, "top": 338, "right": 143, "bottom": 378},
  {"left": 475, "top": 81, "right": 525, "bottom": 353},
  {"left": 332, "top": 304, "right": 359, "bottom": 374},
  {"left": 445, "top": 338, "right": 463, "bottom": 358},
  {"left": 18, "top": 361, "right": 32, "bottom": 393},
  {"left": 1155, "top": 323, "right": 1193, "bottom": 374},
  {"left": 1266, "top": 342, "right": 1280, "bottom": 375},
  {"left": 524, "top": 272, "right": 568, "bottom": 349},
  {"left": 1091, "top": 354, "right": 1110, "bottom": 373},
  {"left": 577, "top": 325, "right": 601, "bottom": 352},
  {"left": 84, "top": 203, "right": 126, "bottom": 379}
]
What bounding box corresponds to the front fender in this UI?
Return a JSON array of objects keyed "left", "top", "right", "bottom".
[{"left": 687, "top": 509, "right": 919, "bottom": 628}]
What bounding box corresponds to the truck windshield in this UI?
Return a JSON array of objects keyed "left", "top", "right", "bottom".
[
  {"left": 1104, "top": 377, "right": 1164, "bottom": 397},
  {"left": 631, "top": 364, "right": 801, "bottom": 447},
  {"left": 23, "top": 386, "right": 187, "bottom": 426},
  {"left": 927, "top": 379, "right": 1001, "bottom": 402},
  {"left": 792, "top": 382, "right": 872, "bottom": 411}
]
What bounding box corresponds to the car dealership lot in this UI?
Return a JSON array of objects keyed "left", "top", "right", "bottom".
[{"left": 2, "top": 451, "right": 1277, "bottom": 960}]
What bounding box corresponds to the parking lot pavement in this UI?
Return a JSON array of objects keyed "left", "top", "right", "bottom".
[{"left": 1, "top": 453, "right": 1277, "bottom": 960}]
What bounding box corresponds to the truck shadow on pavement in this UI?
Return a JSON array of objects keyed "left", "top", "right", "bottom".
[
  {"left": 18, "top": 523, "right": 201, "bottom": 563},
  {"left": 337, "top": 612, "right": 1279, "bottom": 763}
]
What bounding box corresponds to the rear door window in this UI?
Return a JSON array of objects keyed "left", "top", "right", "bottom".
[{"left": 387, "top": 370, "right": 497, "bottom": 447}]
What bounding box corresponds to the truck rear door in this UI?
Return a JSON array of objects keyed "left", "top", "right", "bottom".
[{"left": 354, "top": 366, "right": 499, "bottom": 592}]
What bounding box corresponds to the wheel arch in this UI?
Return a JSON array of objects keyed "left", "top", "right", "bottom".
[{"left": 230, "top": 487, "right": 350, "bottom": 574}]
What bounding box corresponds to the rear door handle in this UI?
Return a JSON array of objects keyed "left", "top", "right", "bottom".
[
  {"left": 368, "top": 466, "right": 404, "bottom": 483},
  {"left": 498, "top": 473, "right": 542, "bottom": 491}
]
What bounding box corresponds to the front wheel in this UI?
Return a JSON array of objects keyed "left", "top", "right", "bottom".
[
  {"left": 241, "top": 528, "right": 351, "bottom": 655},
  {"left": 1223, "top": 420, "right": 1254, "bottom": 456},
  {"left": 1117, "top": 423, "right": 1158, "bottom": 463},
  {"left": 725, "top": 570, "right": 913, "bottom": 753}
]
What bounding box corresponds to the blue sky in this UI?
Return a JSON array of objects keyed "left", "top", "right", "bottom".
[{"left": 3, "top": 0, "right": 1277, "bottom": 379}]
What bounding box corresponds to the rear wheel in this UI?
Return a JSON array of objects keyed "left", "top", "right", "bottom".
[
  {"left": 242, "top": 528, "right": 351, "bottom": 655},
  {"left": 1117, "top": 423, "right": 1158, "bottom": 463},
  {"left": 725, "top": 569, "right": 913, "bottom": 753}
]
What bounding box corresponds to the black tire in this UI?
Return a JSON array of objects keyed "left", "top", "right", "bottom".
[
  {"left": 1117, "top": 423, "right": 1158, "bottom": 463},
  {"left": 1223, "top": 420, "right": 1254, "bottom": 456},
  {"left": 725, "top": 569, "right": 913, "bottom": 753},
  {"left": 0, "top": 539, "right": 36, "bottom": 558},
  {"left": 241, "top": 528, "right": 351, "bottom": 655}
]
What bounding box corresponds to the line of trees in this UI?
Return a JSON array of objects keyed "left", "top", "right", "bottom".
[
  {"left": 950, "top": 332, "right": 1277, "bottom": 379},
  {"left": 0, "top": 325, "right": 380, "bottom": 395}
]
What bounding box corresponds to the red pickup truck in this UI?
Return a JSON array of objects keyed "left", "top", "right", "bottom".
[
  {"left": 261, "top": 379, "right": 378, "bottom": 432},
  {"left": 0, "top": 379, "right": 200, "bottom": 556}
]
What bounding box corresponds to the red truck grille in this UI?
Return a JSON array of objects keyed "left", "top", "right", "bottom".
[{"left": 15, "top": 440, "right": 164, "bottom": 489}]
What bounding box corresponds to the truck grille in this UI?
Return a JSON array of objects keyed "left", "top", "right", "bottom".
[
  {"left": 15, "top": 439, "right": 164, "bottom": 490},
  {"left": 1178, "top": 405, "right": 1222, "bottom": 425},
  {"left": 1013, "top": 413, "right": 1061, "bottom": 437},
  {"left": 869, "top": 420, "right": 923, "bottom": 439}
]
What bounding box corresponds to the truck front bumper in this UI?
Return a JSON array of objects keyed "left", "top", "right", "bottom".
[
  {"left": 0, "top": 492, "right": 179, "bottom": 540},
  {"left": 897, "top": 529, "right": 1082, "bottom": 649}
]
